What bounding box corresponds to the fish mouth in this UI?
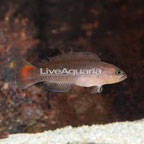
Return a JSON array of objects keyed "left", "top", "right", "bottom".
[{"left": 120, "top": 74, "right": 127, "bottom": 80}]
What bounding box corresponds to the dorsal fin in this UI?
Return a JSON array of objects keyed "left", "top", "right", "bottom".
[
  {"left": 49, "top": 52, "right": 101, "bottom": 62},
  {"left": 37, "top": 52, "right": 100, "bottom": 68}
]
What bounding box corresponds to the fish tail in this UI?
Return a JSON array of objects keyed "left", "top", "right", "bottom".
[{"left": 15, "top": 58, "right": 39, "bottom": 89}]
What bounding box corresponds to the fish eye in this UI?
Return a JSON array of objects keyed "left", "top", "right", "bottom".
[{"left": 115, "top": 69, "right": 122, "bottom": 75}]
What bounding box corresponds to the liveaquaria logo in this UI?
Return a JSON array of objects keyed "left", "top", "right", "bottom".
[{"left": 40, "top": 68, "right": 102, "bottom": 76}]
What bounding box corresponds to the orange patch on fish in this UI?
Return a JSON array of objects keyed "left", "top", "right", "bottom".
[{"left": 21, "top": 65, "right": 35, "bottom": 77}]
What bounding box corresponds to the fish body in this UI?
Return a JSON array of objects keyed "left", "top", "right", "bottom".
[{"left": 15, "top": 52, "right": 127, "bottom": 93}]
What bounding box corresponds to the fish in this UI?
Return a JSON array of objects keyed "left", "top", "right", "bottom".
[{"left": 15, "top": 52, "right": 127, "bottom": 94}]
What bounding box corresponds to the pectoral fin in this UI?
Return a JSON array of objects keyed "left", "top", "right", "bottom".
[
  {"left": 91, "top": 86, "right": 103, "bottom": 94},
  {"left": 44, "top": 82, "right": 73, "bottom": 92}
]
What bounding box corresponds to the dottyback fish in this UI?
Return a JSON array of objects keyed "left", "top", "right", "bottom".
[{"left": 15, "top": 52, "right": 127, "bottom": 93}]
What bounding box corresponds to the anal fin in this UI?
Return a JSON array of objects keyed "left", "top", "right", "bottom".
[{"left": 44, "top": 82, "right": 73, "bottom": 92}]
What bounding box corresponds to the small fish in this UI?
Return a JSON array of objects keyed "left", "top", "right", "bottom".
[{"left": 15, "top": 52, "right": 127, "bottom": 93}]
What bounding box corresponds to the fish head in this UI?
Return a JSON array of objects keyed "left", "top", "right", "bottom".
[{"left": 100, "top": 62, "right": 127, "bottom": 85}]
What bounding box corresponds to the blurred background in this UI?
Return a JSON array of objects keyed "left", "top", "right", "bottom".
[{"left": 0, "top": 0, "right": 144, "bottom": 138}]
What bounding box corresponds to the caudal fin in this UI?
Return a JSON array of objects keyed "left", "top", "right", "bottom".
[{"left": 15, "top": 58, "right": 38, "bottom": 89}]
